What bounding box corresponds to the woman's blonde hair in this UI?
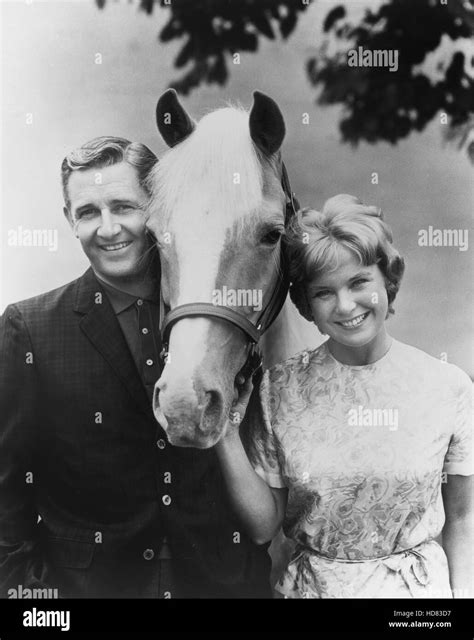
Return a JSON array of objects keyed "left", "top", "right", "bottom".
[{"left": 284, "top": 194, "right": 405, "bottom": 321}]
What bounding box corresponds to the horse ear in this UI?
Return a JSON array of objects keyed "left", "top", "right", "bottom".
[
  {"left": 156, "top": 88, "right": 195, "bottom": 147},
  {"left": 249, "top": 91, "right": 285, "bottom": 156}
]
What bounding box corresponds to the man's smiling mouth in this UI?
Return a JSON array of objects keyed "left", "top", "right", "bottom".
[
  {"left": 100, "top": 241, "right": 132, "bottom": 252},
  {"left": 336, "top": 311, "right": 370, "bottom": 328}
]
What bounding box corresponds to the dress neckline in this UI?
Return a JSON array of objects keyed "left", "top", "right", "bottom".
[{"left": 324, "top": 338, "right": 396, "bottom": 369}]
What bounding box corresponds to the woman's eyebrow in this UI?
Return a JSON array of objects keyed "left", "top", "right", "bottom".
[
  {"left": 309, "top": 270, "right": 373, "bottom": 290},
  {"left": 308, "top": 282, "right": 331, "bottom": 291},
  {"left": 350, "top": 270, "right": 372, "bottom": 279}
]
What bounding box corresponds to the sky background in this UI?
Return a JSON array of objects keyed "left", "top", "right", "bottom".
[{"left": 1, "top": 0, "right": 472, "bottom": 375}]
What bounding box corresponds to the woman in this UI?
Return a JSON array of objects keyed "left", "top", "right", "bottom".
[{"left": 216, "top": 194, "right": 472, "bottom": 598}]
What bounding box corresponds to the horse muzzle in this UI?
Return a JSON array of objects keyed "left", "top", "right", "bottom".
[{"left": 153, "top": 373, "right": 228, "bottom": 449}]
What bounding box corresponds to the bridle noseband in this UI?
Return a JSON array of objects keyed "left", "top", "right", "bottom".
[{"left": 159, "top": 162, "right": 299, "bottom": 381}]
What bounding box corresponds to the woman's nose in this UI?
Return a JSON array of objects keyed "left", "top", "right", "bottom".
[{"left": 335, "top": 290, "right": 356, "bottom": 315}]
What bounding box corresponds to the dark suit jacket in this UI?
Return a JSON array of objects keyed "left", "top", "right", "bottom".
[{"left": 0, "top": 268, "right": 271, "bottom": 598}]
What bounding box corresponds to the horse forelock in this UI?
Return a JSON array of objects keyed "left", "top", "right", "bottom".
[{"left": 147, "top": 105, "right": 281, "bottom": 238}]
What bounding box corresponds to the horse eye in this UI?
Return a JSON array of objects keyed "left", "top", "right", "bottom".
[{"left": 260, "top": 229, "right": 283, "bottom": 245}]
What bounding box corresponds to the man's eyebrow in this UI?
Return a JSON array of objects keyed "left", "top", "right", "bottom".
[
  {"left": 109, "top": 198, "right": 141, "bottom": 206},
  {"left": 73, "top": 198, "right": 142, "bottom": 213},
  {"left": 74, "top": 203, "right": 98, "bottom": 214}
]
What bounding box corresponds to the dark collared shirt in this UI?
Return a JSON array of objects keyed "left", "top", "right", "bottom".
[
  {"left": 97, "top": 276, "right": 173, "bottom": 563},
  {"left": 97, "top": 277, "right": 162, "bottom": 402}
]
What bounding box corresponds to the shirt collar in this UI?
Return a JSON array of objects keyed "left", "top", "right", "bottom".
[{"left": 96, "top": 275, "right": 160, "bottom": 315}]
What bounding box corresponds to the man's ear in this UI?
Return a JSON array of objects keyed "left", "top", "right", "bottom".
[{"left": 64, "top": 207, "right": 76, "bottom": 234}]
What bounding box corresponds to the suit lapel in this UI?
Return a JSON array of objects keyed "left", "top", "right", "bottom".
[{"left": 74, "top": 268, "right": 154, "bottom": 419}]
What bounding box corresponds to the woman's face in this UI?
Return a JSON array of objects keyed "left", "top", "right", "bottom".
[{"left": 306, "top": 246, "right": 389, "bottom": 354}]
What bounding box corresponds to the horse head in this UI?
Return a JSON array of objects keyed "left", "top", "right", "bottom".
[{"left": 147, "top": 89, "right": 293, "bottom": 448}]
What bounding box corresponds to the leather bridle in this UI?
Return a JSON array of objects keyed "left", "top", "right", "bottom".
[{"left": 159, "top": 162, "right": 299, "bottom": 381}]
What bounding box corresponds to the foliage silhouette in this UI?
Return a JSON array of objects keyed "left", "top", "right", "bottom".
[
  {"left": 96, "top": 0, "right": 474, "bottom": 158},
  {"left": 308, "top": 0, "right": 474, "bottom": 158},
  {"left": 117, "top": 0, "right": 310, "bottom": 94}
]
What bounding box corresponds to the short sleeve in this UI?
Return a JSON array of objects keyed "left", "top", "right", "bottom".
[
  {"left": 443, "top": 369, "right": 473, "bottom": 476},
  {"left": 246, "top": 370, "right": 286, "bottom": 488}
]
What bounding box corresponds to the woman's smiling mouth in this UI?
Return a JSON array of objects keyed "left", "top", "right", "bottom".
[
  {"left": 336, "top": 311, "right": 370, "bottom": 329},
  {"left": 100, "top": 241, "right": 132, "bottom": 252}
]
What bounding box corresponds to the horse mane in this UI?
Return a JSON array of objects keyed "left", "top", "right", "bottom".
[{"left": 147, "top": 105, "right": 279, "bottom": 237}]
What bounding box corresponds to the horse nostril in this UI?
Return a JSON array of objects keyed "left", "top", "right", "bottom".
[
  {"left": 156, "top": 375, "right": 166, "bottom": 391},
  {"left": 201, "top": 390, "right": 223, "bottom": 430}
]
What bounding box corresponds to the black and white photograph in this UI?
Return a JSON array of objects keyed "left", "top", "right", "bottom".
[{"left": 0, "top": 0, "right": 473, "bottom": 635}]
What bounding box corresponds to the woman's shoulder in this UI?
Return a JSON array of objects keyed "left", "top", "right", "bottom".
[
  {"left": 263, "top": 341, "right": 331, "bottom": 388},
  {"left": 392, "top": 339, "right": 472, "bottom": 393},
  {"left": 258, "top": 343, "right": 332, "bottom": 429}
]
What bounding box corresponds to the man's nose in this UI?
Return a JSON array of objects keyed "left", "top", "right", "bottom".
[
  {"left": 335, "top": 290, "right": 356, "bottom": 315},
  {"left": 96, "top": 210, "right": 121, "bottom": 238}
]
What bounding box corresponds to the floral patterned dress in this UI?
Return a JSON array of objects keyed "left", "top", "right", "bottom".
[{"left": 248, "top": 339, "right": 472, "bottom": 598}]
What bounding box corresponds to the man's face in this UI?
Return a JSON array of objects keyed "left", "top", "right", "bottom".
[{"left": 65, "top": 162, "right": 150, "bottom": 283}]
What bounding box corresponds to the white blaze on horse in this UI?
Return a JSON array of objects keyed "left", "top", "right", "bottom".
[{"left": 147, "top": 89, "right": 322, "bottom": 449}]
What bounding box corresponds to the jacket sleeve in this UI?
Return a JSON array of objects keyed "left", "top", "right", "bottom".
[{"left": 0, "top": 304, "right": 45, "bottom": 597}]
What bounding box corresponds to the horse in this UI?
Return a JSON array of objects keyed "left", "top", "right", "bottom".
[{"left": 146, "top": 89, "right": 323, "bottom": 450}]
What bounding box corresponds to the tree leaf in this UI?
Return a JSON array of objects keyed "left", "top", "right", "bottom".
[{"left": 323, "top": 6, "right": 346, "bottom": 33}]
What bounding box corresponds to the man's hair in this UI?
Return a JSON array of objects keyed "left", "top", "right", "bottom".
[
  {"left": 284, "top": 194, "right": 405, "bottom": 321},
  {"left": 61, "top": 136, "right": 157, "bottom": 209}
]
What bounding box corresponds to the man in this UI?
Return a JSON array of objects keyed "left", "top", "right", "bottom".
[{"left": 0, "top": 136, "right": 271, "bottom": 598}]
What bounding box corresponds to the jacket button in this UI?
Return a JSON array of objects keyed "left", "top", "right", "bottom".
[
  {"left": 157, "top": 439, "right": 166, "bottom": 450},
  {"left": 162, "top": 495, "right": 171, "bottom": 506},
  {"left": 143, "top": 548, "right": 154, "bottom": 560}
]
